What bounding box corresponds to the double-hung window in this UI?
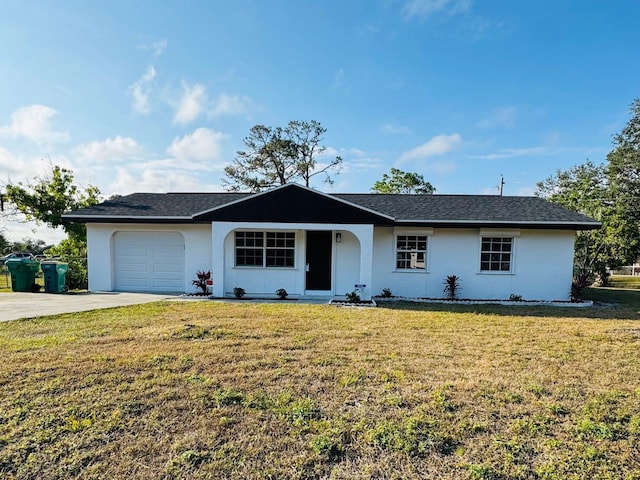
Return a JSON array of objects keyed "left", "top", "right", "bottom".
[
  {"left": 235, "top": 231, "right": 295, "bottom": 268},
  {"left": 396, "top": 235, "right": 427, "bottom": 270},
  {"left": 480, "top": 237, "right": 513, "bottom": 272}
]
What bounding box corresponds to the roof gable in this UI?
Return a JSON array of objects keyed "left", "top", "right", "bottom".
[{"left": 192, "top": 184, "right": 394, "bottom": 224}]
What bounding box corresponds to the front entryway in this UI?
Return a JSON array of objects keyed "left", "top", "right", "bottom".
[{"left": 305, "top": 231, "right": 332, "bottom": 291}]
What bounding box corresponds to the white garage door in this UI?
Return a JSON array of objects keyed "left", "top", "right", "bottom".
[{"left": 114, "top": 231, "right": 185, "bottom": 292}]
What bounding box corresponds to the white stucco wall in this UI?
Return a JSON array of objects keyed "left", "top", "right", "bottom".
[
  {"left": 334, "top": 230, "right": 361, "bottom": 296},
  {"left": 372, "top": 227, "right": 575, "bottom": 301},
  {"left": 86, "top": 223, "right": 211, "bottom": 292},
  {"left": 88, "top": 222, "right": 576, "bottom": 301},
  {"left": 211, "top": 222, "right": 374, "bottom": 299}
]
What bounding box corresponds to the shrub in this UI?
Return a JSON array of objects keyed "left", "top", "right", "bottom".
[
  {"left": 192, "top": 270, "right": 211, "bottom": 294},
  {"left": 345, "top": 291, "right": 361, "bottom": 303},
  {"left": 275, "top": 288, "right": 288, "bottom": 299},
  {"left": 443, "top": 275, "right": 461, "bottom": 300},
  {"left": 571, "top": 273, "right": 591, "bottom": 302},
  {"left": 233, "top": 287, "right": 246, "bottom": 299}
]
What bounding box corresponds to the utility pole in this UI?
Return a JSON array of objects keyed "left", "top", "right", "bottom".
[{"left": 498, "top": 175, "right": 505, "bottom": 196}]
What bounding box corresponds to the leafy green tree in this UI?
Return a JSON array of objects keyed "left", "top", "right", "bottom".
[
  {"left": 6, "top": 238, "right": 49, "bottom": 255},
  {"left": 45, "top": 236, "right": 88, "bottom": 289},
  {"left": 284, "top": 120, "right": 342, "bottom": 187},
  {"left": 0, "top": 232, "right": 9, "bottom": 254},
  {"left": 372, "top": 168, "right": 435, "bottom": 194},
  {"left": 536, "top": 161, "right": 640, "bottom": 284},
  {"left": 607, "top": 98, "right": 640, "bottom": 221},
  {"left": 4, "top": 165, "right": 100, "bottom": 240},
  {"left": 223, "top": 120, "right": 342, "bottom": 192}
]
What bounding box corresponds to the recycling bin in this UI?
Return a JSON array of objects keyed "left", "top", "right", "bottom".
[
  {"left": 40, "top": 261, "right": 69, "bottom": 293},
  {"left": 5, "top": 258, "right": 40, "bottom": 292}
]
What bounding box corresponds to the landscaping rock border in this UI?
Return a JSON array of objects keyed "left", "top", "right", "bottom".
[{"left": 374, "top": 297, "right": 594, "bottom": 308}]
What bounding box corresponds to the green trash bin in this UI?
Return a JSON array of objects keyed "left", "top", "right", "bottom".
[
  {"left": 40, "top": 261, "right": 69, "bottom": 293},
  {"left": 5, "top": 258, "right": 40, "bottom": 292}
]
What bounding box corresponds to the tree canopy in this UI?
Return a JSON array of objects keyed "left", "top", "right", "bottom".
[
  {"left": 372, "top": 168, "right": 435, "bottom": 194},
  {"left": 606, "top": 98, "right": 640, "bottom": 222},
  {"left": 536, "top": 98, "right": 640, "bottom": 283},
  {"left": 536, "top": 161, "right": 639, "bottom": 282},
  {"left": 223, "top": 120, "right": 342, "bottom": 192},
  {"left": 4, "top": 165, "right": 100, "bottom": 241}
]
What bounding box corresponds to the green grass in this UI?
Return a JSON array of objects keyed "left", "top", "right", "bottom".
[
  {"left": 607, "top": 275, "right": 640, "bottom": 290},
  {"left": 1, "top": 288, "right": 640, "bottom": 479}
]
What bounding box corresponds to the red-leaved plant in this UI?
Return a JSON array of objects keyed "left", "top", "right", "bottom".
[{"left": 192, "top": 270, "right": 211, "bottom": 294}]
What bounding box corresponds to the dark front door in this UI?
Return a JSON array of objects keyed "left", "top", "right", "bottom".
[{"left": 305, "top": 231, "right": 332, "bottom": 290}]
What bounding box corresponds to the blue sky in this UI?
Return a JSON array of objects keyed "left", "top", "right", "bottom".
[{"left": 1, "top": 0, "right": 639, "bottom": 243}]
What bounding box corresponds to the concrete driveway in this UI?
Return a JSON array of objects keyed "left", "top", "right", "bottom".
[{"left": 0, "top": 291, "right": 177, "bottom": 322}]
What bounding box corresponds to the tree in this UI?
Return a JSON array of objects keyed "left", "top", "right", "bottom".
[
  {"left": 45, "top": 236, "right": 89, "bottom": 289},
  {"left": 606, "top": 98, "right": 640, "bottom": 222},
  {"left": 284, "top": 120, "right": 342, "bottom": 187},
  {"left": 371, "top": 168, "right": 435, "bottom": 194},
  {"left": 4, "top": 165, "right": 100, "bottom": 240},
  {"left": 536, "top": 161, "right": 640, "bottom": 284},
  {"left": 223, "top": 120, "right": 342, "bottom": 192}
]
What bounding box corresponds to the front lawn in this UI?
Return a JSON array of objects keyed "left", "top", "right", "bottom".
[{"left": 1, "top": 289, "right": 639, "bottom": 479}]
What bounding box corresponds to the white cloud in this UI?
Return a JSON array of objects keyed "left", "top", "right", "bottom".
[
  {"left": 345, "top": 157, "right": 385, "bottom": 172},
  {"left": 399, "top": 133, "right": 462, "bottom": 162},
  {"left": 0, "top": 105, "right": 70, "bottom": 144},
  {"left": 477, "top": 106, "right": 517, "bottom": 129},
  {"left": 128, "top": 66, "right": 156, "bottom": 114},
  {"left": 109, "top": 168, "right": 204, "bottom": 195},
  {"left": 209, "top": 93, "right": 252, "bottom": 117},
  {"left": 74, "top": 136, "right": 141, "bottom": 162},
  {"left": 173, "top": 82, "right": 207, "bottom": 125},
  {"left": 0, "top": 147, "right": 25, "bottom": 176},
  {"left": 166, "top": 127, "right": 225, "bottom": 163},
  {"left": 472, "top": 146, "right": 553, "bottom": 160},
  {"left": 380, "top": 123, "right": 411, "bottom": 135},
  {"left": 402, "top": 0, "right": 471, "bottom": 19},
  {"left": 137, "top": 39, "right": 168, "bottom": 57}
]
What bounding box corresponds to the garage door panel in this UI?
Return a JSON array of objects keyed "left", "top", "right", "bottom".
[
  {"left": 154, "top": 246, "right": 183, "bottom": 257},
  {"left": 119, "top": 246, "right": 148, "bottom": 257},
  {"left": 120, "top": 263, "right": 149, "bottom": 272},
  {"left": 154, "top": 263, "right": 182, "bottom": 273},
  {"left": 153, "top": 278, "right": 183, "bottom": 288},
  {"left": 114, "top": 232, "right": 185, "bottom": 292}
]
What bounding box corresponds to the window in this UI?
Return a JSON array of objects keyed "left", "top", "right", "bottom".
[
  {"left": 235, "top": 231, "right": 295, "bottom": 268},
  {"left": 266, "top": 232, "right": 295, "bottom": 267},
  {"left": 396, "top": 235, "right": 427, "bottom": 270},
  {"left": 480, "top": 237, "right": 513, "bottom": 272}
]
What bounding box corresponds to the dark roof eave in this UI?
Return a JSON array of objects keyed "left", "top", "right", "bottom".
[
  {"left": 394, "top": 220, "right": 601, "bottom": 230},
  {"left": 64, "top": 215, "right": 600, "bottom": 231},
  {"left": 62, "top": 215, "right": 199, "bottom": 224}
]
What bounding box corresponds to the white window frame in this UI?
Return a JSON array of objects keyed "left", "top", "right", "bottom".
[
  {"left": 477, "top": 229, "right": 520, "bottom": 275},
  {"left": 394, "top": 229, "right": 433, "bottom": 273},
  {"left": 235, "top": 231, "right": 296, "bottom": 268}
]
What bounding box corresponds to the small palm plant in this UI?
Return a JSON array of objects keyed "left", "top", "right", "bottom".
[
  {"left": 192, "top": 270, "right": 211, "bottom": 294},
  {"left": 443, "top": 275, "right": 461, "bottom": 300}
]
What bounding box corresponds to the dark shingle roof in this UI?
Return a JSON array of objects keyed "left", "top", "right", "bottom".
[
  {"left": 66, "top": 192, "right": 250, "bottom": 219},
  {"left": 333, "top": 194, "right": 597, "bottom": 224},
  {"left": 63, "top": 185, "right": 599, "bottom": 229}
]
